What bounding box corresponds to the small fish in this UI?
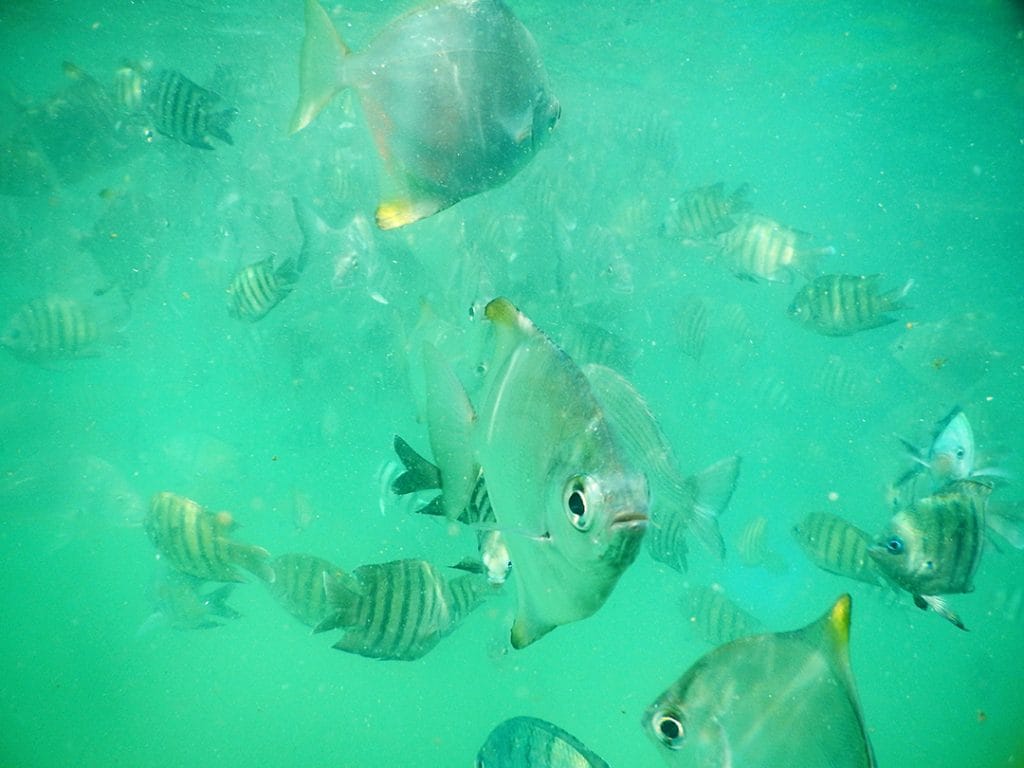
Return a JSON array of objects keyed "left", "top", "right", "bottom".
[
  {"left": 675, "top": 295, "right": 709, "bottom": 362},
  {"left": 145, "top": 491, "right": 274, "bottom": 583},
  {"left": 421, "top": 299, "right": 649, "bottom": 648},
  {"left": 788, "top": 273, "right": 913, "bottom": 336},
  {"left": 792, "top": 511, "right": 885, "bottom": 587},
  {"left": 2, "top": 296, "right": 101, "bottom": 362},
  {"left": 314, "top": 558, "right": 492, "bottom": 661},
  {"left": 662, "top": 182, "right": 751, "bottom": 242},
  {"left": 734, "top": 515, "right": 786, "bottom": 574},
  {"left": 683, "top": 583, "right": 761, "bottom": 646},
  {"left": 476, "top": 716, "right": 610, "bottom": 768},
  {"left": 267, "top": 553, "right": 348, "bottom": 627},
  {"left": 140, "top": 568, "right": 241, "bottom": 633},
  {"left": 870, "top": 480, "right": 992, "bottom": 629},
  {"left": 644, "top": 594, "right": 876, "bottom": 767},
  {"left": 290, "top": 0, "right": 560, "bottom": 229},
  {"left": 716, "top": 213, "right": 833, "bottom": 283},
  {"left": 582, "top": 363, "right": 740, "bottom": 573},
  {"left": 143, "top": 68, "right": 236, "bottom": 149}
]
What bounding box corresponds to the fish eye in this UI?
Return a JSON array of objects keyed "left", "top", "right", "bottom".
[
  {"left": 564, "top": 475, "right": 593, "bottom": 531},
  {"left": 885, "top": 536, "right": 905, "bottom": 555},
  {"left": 652, "top": 710, "right": 685, "bottom": 749},
  {"left": 955, "top": 448, "right": 965, "bottom": 460}
]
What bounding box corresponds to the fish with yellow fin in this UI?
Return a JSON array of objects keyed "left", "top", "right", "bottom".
[
  {"left": 422, "top": 298, "right": 649, "bottom": 648},
  {"left": 289, "top": 0, "right": 560, "bottom": 229},
  {"left": 644, "top": 594, "right": 876, "bottom": 767}
]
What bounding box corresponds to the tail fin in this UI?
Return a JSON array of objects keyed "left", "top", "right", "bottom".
[
  {"left": 391, "top": 435, "right": 443, "bottom": 495},
  {"left": 313, "top": 570, "right": 363, "bottom": 633},
  {"left": 289, "top": 0, "right": 349, "bottom": 133},
  {"left": 206, "top": 106, "right": 237, "bottom": 146},
  {"left": 688, "top": 455, "right": 742, "bottom": 559},
  {"left": 886, "top": 277, "right": 915, "bottom": 309}
]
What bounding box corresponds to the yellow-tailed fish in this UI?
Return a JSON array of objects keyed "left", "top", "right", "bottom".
[
  {"left": 145, "top": 491, "right": 273, "bottom": 583},
  {"left": 870, "top": 479, "right": 992, "bottom": 630},
  {"left": 788, "top": 273, "right": 913, "bottom": 336},
  {"left": 792, "top": 511, "right": 885, "bottom": 587},
  {"left": 290, "top": 0, "right": 560, "bottom": 229},
  {"left": 644, "top": 594, "right": 876, "bottom": 767},
  {"left": 314, "top": 558, "right": 491, "bottom": 660},
  {"left": 584, "top": 363, "right": 739, "bottom": 573},
  {"left": 476, "top": 716, "right": 610, "bottom": 768},
  {"left": 422, "top": 298, "right": 649, "bottom": 648}
]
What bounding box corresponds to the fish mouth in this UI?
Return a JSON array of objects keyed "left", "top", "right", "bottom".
[{"left": 611, "top": 511, "right": 649, "bottom": 530}]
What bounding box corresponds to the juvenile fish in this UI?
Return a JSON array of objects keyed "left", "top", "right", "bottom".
[
  {"left": 644, "top": 594, "right": 876, "bottom": 767},
  {"left": 1, "top": 296, "right": 100, "bottom": 362},
  {"left": 145, "top": 491, "right": 274, "bottom": 583},
  {"left": 788, "top": 273, "right": 913, "bottom": 336},
  {"left": 476, "top": 716, "right": 610, "bottom": 768},
  {"left": 662, "top": 182, "right": 751, "bottom": 242}
]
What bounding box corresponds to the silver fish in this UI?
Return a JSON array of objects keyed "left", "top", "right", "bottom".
[
  {"left": 2, "top": 296, "right": 101, "bottom": 362},
  {"left": 145, "top": 492, "right": 274, "bottom": 583},
  {"left": 788, "top": 273, "right": 913, "bottom": 336},
  {"left": 290, "top": 0, "right": 560, "bottom": 229},
  {"left": 644, "top": 594, "right": 876, "bottom": 768},
  {"left": 870, "top": 480, "right": 991, "bottom": 629},
  {"left": 476, "top": 716, "right": 610, "bottom": 768},
  {"left": 582, "top": 363, "right": 740, "bottom": 573},
  {"left": 683, "top": 583, "right": 761, "bottom": 646},
  {"left": 716, "top": 213, "right": 833, "bottom": 283},
  {"left": 314, "top": 558, "right": 491, "bottom": 661},
  {"left": 662, "top": 182, "right": 751, "bottom": 242},
  {"left": 267, "top": 553, "right": 347, "bottom": 627},
  {"left": 792, "top": 511, "right": 885, "bottom": 587},
  {"left": 143, "top": 68, "right": 236, "bottom": 149},
  {"left": 422, "top": 298, "right": 649, "bottom": 648}
]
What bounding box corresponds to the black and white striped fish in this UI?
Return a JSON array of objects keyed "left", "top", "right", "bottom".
[
  {"left": 662, "top": 182, "right": 751, "bottom": 242},
  {"left": 145, "top": 491, "right": 274, "bottom": 583},
  {"left": 792, "top": 511, "right": 885, "bottom": 587},
  {"left": 1, "top": 295, "right": 101, "bottom": 362},
  {"left": 267, "top": 553, "right": 350, "bottom": 627},
  {"left": 870, "top": 480, "right": 991, "bottom": 630},
  {"left": 142, "top": 69, "right": 236, "bottom": 149},
  {"left": 788, "top": 273, "right": 913, "bottom": 336},
  {"left": 313, "top": 558, "right": 492, "bottom": 660},
  {"left": 716, "top": 213, "right": 833, "bottom": 283}
]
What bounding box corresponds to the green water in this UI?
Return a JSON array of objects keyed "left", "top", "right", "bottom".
[{"left": 1, "top": 1, "right": 1022, "bottom": 766}]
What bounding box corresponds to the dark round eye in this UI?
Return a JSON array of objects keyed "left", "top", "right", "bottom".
[
  {"left": 955, "top": 448, "right": 965, "bottom": 460},
  {"left": 564, "top": 476, "right": 593, "bottom": 531},
  {"left": 653, "top": 710, "right": 685, "bottom": 749},
  {"left": 885, "top": 536, "right": 905, "bottom": 554}
]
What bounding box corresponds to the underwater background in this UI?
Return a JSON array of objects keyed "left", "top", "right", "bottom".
[{"left": 1, "top": 0, "right": 1022, "bottom": 765}]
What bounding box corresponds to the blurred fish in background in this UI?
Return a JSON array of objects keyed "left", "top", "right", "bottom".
[
  {"left": 788, "top": 273, "right": 913, "bottom": 336},
  {"left": 1, "top": 294, "right": 128, "bottom": 364},
  {"left": 289, "top": 0, "right": 560, "bottom": 229},
  {"left": 644, "top": 594, "right": 876, "bottom": 767},
  {"left": 661, "top": 182, "right": 751, "bottom": 244},
  {"left": 734, "top": 514, "right": 787, "bottom": 574},
  {"left": 476, "top": 716, "right": 610, "bottom": 768},
  {"left": 683, "top": 582, "right": 762, "bottom": 646},
  {"left": 139, "top": 566, "right": 241, "bottom": 633}
]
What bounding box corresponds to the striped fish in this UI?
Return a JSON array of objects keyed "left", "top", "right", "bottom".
[
  {"left": 675, "top": 295, "right": 709, "bottom": 361},
  {"left": 792, "top": 511, "right": 884, "bottom": 587},
  {"left": 1, "top": 296, "right": 100, "bottom": 362},
  {"left": 716, "top": 213, "right": 833, "bottom": 283},
  {"left": 143, "top": 69, "right": 236, "bottom": 149},
  {"left": 267, "top": 553, "right": 350, "bottom": 627},
  {"left": 869, "top": 480, "right": 991, "bottom": 629},
  {"left": 477, "top": 717, "right": 610, "bottom": 768},
  {"left": 662, "top": 182, "right": 751, "bottom": 242},
  {"left": 145, "top": 491, "right": 274, "bottom": 583},
  {"left": 735, "top": 515, "right": 787, "bottom": 574},
  {"left": 788, "top": 273, "right": 913, "bottom": 336},
  {"left": 313, "top": 558, "right": 491, "bottom": 661},
  {"left": 683, "top": 583, "right": 761, "bottom": 646}
]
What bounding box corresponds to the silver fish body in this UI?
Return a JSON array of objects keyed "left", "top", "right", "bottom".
[
  {"left": 1, "top": 296, "right": 100, "bottom": 362},
  {"left": 792, "top": 511, "right": 884, "bottom": 586},
  {"left": 788, "top": 273, "right": 912, "bottom": 336},
  {"left": 644, "top": 594, "right": 875, "bottom": 768},
  {"left": 143, "top": 69, "right": 236, "bottom": 149},
  {"left": 662, "top": 182, "right": 751, "bottom": 242},
  {"left": 476, "top": 716, "right": 610, "bottom": 768},
  {"left": 145, "top": 492, "right": 273, "bottom": 583},
  {"left": 291, "top": 0, "right": 560, "bottom": 229},
  {"left": 267, "top": 553, "right": 346, "bottom": 627},
  {"left": 870, "top": 480, "right": 990, "bottom": 628},
  {"left": 422, "top": 299, "right": 649, "bottom": 648},
  {"left": 716, "top": 213, "right": 832, "bottom": 283},
  {"left": 314, "top": 558, "right": 491, "bottom": 660}
]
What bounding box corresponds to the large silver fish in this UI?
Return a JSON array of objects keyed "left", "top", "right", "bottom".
[
  {"left": 869, "top": 480, "right": 991, "bottom": 629},
  {"left": 644, "top": 594, "right": 876, "bottom": 767},
  {"left": 422, "top": 298, "right": 649, "bottom": 648},
  {"left": 476, "top": 716, "right": 610, "bottom": 768},
  {"left": 313, "top": 558, "right": 491, "bottom": 660},
  {"left": 290, "top": 0, "right": 560, "bottom": 229},
  {"left": 145, "top": 492, "right": 274, "bottom": 583}
]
